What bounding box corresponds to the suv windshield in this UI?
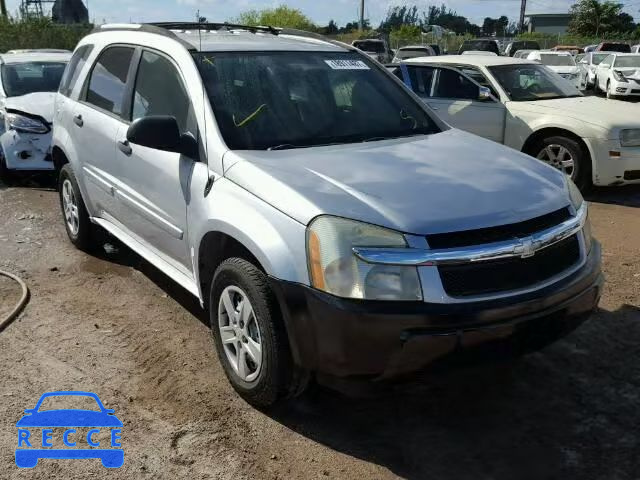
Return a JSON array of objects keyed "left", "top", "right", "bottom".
[
  {"left": 488, "top": 64, "right": 582, "bottom": 101},
  {"left": 615, "top": 56, "right": 640, "bottom": 68},
  {"left": 353, "top": 41, "right": 385, "bottom": 53},
  {"left": 540, "top": 54, "right": 576, "bottom": 67},
  {"left": 196, "top": 51, "right": 439, "bottom": 150},
  {"left": 1, "top": 61, "right": 67, "bottom": 97}
]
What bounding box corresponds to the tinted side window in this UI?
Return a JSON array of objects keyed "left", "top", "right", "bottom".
[
  {"left": 406, "top": 66, "right": 435, "bottom": 96},
  {"left": 86, "top": 47, "right": 135, "bottom": 116},
  {"left": 432, "top": 69, "right": 478, "bottom": 100},
  {"left": 59, "top": 45, "right": 93, "bottom": 97},
  {"left": 131, "top": 51, "right": 193, "bottom": 133}
]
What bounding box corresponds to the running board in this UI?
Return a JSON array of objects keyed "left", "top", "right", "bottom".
[{"left": 91, "top": 217, "right": 200, "bottom": 299}]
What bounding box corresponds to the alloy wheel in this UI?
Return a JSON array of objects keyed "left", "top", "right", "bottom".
[
  {"left": 217, "top": 285, "right": 262, "bottom": 382},
  {"left": 536, "top": 144, "right": 576, "bottom": 179},
  {"left": 62, "top": 179, "right": 80, "bottom": 236}
]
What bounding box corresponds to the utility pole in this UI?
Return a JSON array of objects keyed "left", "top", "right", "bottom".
[
  {"left": 0, "top": 0, "right": 7, "bottom": 17},
  {"left": 359, "top": 0, "right": 364, "bottom": 31},
  {"left": 518, "top": 0, "right": 527, "bottom": 33}
]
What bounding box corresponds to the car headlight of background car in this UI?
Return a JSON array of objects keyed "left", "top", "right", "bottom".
[
  {"left": 620, "top": 129, "right": 640, "bottom": 147},
  {"left": 307, "top": 216, "right": 422, "bottom": 301},
  {"left": 4, "top": 112, "right": 49, "bottom": 134},
  {"left": 612, "top": 70, "right": 628, "bottom": 83}
]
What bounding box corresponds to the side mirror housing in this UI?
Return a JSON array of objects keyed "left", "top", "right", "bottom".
[
  {"left": 127, "top": 116, "right": 198, "bottom": 159},
  {"left": 478, "top": 86, "right": 492, "bottom": 101}
]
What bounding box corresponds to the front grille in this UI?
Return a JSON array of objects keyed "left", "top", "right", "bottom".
[
  {"left": 427, "top": 208, "right": 572, "bottom": 249},
  {"left": 439, "top": 235, "right": 580, "bottom": 297}
]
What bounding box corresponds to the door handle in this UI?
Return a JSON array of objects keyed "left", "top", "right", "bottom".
[
  {"left": 73, "top": 114, "right": 83, "bottom": 127},
  {"left": 117, "top": 140, "right": 132, "bottom": 156}
]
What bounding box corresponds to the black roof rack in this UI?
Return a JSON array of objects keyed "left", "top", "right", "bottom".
[{"left": 149, "top": 22, "right": 281, "bottom": 35}]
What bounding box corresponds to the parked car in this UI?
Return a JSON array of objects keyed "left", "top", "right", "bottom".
[
  {"left": 513, "top": 49, "right": 535, "bottom": 59},
  {"left": 594, "top": 53, "right": 640, "bottom": 99},
  {"left": 351, "top": 39, "right": 391, "bottom": 63},
  {"left": 632, "top": 45, "right": 640, "bottom": 54},
  {"left": 505, "top": 40, "right": 540, "bottom": 57},
  {"left": 462, "top": 50, "right": 498, "bottom": 56},
  {"left": 0, "top": 51, "right": 71, "bottom": 178},
  {"left": 429, "top": 44, "right": 441, "bottom": 55},
  {"left": 577, "top": 52, "right": 612, "bottom": 89},
  {"left": 392, "top": 45, "right": 435, "bottom": 62},
  {"left": 595, "top": 42, "right": 631, "bottom": 53},
  {"left": 458, "top": 39, "right": 500, "bottom": 56},
  {"left": 583, "top": 44, "right": 598, "bottom": 53},
  {"left": 551, "top": 45, "right": 580, "bottom": 55},
  {"left": 527, "top": 51, "right": 581, "bottom": 88},
  {"left": 396, "top": 55, "right": 640, "bottom": 189},
  {"left": 53, "top": 23, "right": 602, "bottom": 406}
]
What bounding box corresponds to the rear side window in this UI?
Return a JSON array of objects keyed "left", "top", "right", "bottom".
[
  {"left": 86, "top": 46, "right": 135, "bottom": 116},
  {"left": 131, "top": 50, "right": 194, "bottom": 134},
  {"left": 59, "top": 44, "right": 93, "bottom": 97},
  {"left": 432, "top": 68, "right": 478, "bottom": 100}
]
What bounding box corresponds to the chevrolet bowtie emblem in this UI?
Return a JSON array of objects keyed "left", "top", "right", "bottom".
[{"left": 519, "top": 238, "right": 536, "bottom": 258}]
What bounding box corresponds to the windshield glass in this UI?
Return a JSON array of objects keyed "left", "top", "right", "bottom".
[
  {"left": 1, "top": 61, "right": 66, "bottom": 97},
  {"left": 488, "top": 64, "right": 582, "bottom": 101},
  {"left": 195, "top": 51, "right": 439, "bottom": 150},
  {"left": 396, "top": 48, "right": 431, "bottom": 59},
  {"left": 591, "top": 53, "right": 609, "bottom": 65},
  {"left": 353, "top": 41, "right": 385, "bottom": 53},
  {"left": 615, "top": 56, "right": 640, "bottom": 68},
  {"left": 540, "top": 54, "right": 576, "bottom": 67}
]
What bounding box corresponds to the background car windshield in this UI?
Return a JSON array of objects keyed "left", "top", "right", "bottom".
[
  {"left": 488, "top": 64, "right": 581, "bottom": 101},
  {"left": 396, "top": 48, "right": 430, "bottom": 59},
  {"left": 37, "top": 395, "right": 101, "bottom": 412},
  {"left": 1, "top": 61, "right": 66, "bottom": 97},
  {"left": 540, "top": 54, "right": 576, "bottom": 66},
  {"left": 591, "top": 53, "right": 609, "bottom": 64},
  {"left": 353, "top": 41, "right": 385, "bottom": 53},
  {"left": 196, "top": 51, "right": 439, "bottom": 150},
  {"left": 615, "top": 56, "right": 640, "bottom": 68}
]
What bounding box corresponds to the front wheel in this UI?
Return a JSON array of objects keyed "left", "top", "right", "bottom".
[
  {"left": 532, "top": 135, "right": 591, "bottom": 191},
  {"left": 209, "top": 258, "right": 308, "bottom": 407},
  {"left": 606, "top": 81, "right": 616, "bottom": 100}
]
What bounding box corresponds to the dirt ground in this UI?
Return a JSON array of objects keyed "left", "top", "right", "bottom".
[{"left": 0, "top": 174, "right": 639, "bottom": 480}]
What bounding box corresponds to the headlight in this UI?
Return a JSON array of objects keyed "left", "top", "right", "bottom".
[
  {"left": 612, "top": 70, "right": 628, "bottom": 82},
  {"left": 567, "top": 178, "right": 584, "bottom": 210},
  {"left": 5, "top": 112, "right": 49, "bottom": 134},
  {"left": 620, "top": 129, "right": 640, "bottom": 147},
  {"left": 307, "top": 216, "right": 422, "bottom": 301}
]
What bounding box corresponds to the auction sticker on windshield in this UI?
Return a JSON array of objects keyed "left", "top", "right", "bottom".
[
  {"left": 15, "top": 391, "right": 123, "bottom": 468},
  {"left": 325, "top": 59, "right": 370, "bottom": 70}
]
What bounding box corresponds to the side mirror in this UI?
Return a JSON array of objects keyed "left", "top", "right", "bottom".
[
  {"left": 126, "top": 116, "right": 198, "bottom": 159},
  {"left": 478, "top": 86, "right": 492, "bottom": 101}
]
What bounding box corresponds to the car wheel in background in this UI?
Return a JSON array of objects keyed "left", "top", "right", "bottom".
[
  {"left": 0, "top": 153, "right": 13, "bottom": 183},
  {"left": 533, "top": 135, "right": 591, "bottom": 191},
  {"left": 210, "top": 257, "right": 307, "bottom": 408},
  {"left": 593, "top": 76, "right": 600, "bottom": 93},
  {"left": 58, "top": 164, "right": 94, "bottom": 250},
  {"left": 606, "top": 81, "right": 616, "bottom": 99}
]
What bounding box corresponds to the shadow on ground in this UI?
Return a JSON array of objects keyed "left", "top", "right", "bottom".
[{"left": 587, "top": 184, "right": 640, "bottom": 208}]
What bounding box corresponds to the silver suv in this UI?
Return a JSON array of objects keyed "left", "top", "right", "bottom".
[{"left": 52, "top": 23, "right": 603, "bottom": 407}]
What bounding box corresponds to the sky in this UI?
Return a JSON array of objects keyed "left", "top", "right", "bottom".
[{"left": 5, "top": 0, "right": 640, "bottom": 27}]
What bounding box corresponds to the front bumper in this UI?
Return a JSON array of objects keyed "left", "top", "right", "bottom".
[
  {"left": 270, "top": 241, "right": 602, "bottom": 379},
  {"left": 0, "top": 129, "right": 54, "bottom": 171},
  {"left": 611, "top": 78, "right": 640, "bottom": 97},
  {"left": 586, "top": 137, "right": 640, "bottom": 185}
]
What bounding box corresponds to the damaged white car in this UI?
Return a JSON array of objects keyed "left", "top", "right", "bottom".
[{"left": 0, "top": 51, "right": 70, "bottom": 177}]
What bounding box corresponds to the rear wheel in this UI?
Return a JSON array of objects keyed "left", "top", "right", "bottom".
[
  {"left": 58, "top": 164, "right": 94, "bottom": 250},
  {"left": 209, "top": 258, "right": 308, "bottom": 407},
  {"left": 532, "top": 135, "right": 591, "bottom": 191}
]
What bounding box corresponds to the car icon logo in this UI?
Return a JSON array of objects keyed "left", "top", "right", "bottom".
[{"left": 15, "top": 391, "right": 123, "bottom": 468}]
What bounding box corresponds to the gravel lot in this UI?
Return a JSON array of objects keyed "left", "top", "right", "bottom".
[{"left": 0, "top": 175, "right": 638, "bottom": 480}]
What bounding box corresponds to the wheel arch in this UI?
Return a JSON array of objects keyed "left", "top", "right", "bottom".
[{"left": 521, "top": 127, "right": 595, "bottom": 177}]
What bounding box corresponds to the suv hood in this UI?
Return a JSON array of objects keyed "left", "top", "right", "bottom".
[
  {"left": 4, "top": 92, "right": 56, "bottom": 123},
  {"left": 224, "top": 130, "right": 569, "bottom": 235}
]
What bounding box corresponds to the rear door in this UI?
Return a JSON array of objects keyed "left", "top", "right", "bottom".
[
  {"left": 72, "top": 45, "right": 136, "bottom": 219},
  {"left": 406, "top": 65, "right": 505, "bottom": 143},
  {"left": 113, "top": 49, "right": 197, "bottom": 272}
]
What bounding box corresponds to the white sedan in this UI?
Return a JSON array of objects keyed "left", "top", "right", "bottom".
[
  {"left": 526, "top": 51, "right": 581, "bottom": 88},
  {"left": 0, "top": 51, "right": 71, "bottom": 178},
  {"left": 394, "top": 55, "right": 640, "bottom": 189},
  {"left": 594, "top": 53, "right": 640, "bottom": 99}
]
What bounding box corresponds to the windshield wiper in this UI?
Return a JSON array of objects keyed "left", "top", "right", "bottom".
[{"left": 267, "top": 144, "right": 300, "bottom": 151}]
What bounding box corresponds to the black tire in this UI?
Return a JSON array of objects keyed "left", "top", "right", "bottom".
[
  {"left": 593, "top": 76, "right": 600, "bottom": 93},
  {"left": 58, "top": 164, "right": 94, "bottom": 250},
  {"left": 209, "top": 258, "right": 308, "bottom": 408},
  {"left": 0, "top": 153, "right": 13, "bottom": 183},
  {"left": 530, "top": 134, "right": 592, "bottom": 191},
  {"left": 606, "top": 81, "right": 616, "bottom": 100}
]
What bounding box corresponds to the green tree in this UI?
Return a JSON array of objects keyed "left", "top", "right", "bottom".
[
  {"left": 568, "top": 0, "right": 630, "bottom": 36},
  {"left": 235, "top": 5, "right": 317, "bottom": 31},
  {"left": 379, "top": 5, "right": 420, "bottom": 33}
]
